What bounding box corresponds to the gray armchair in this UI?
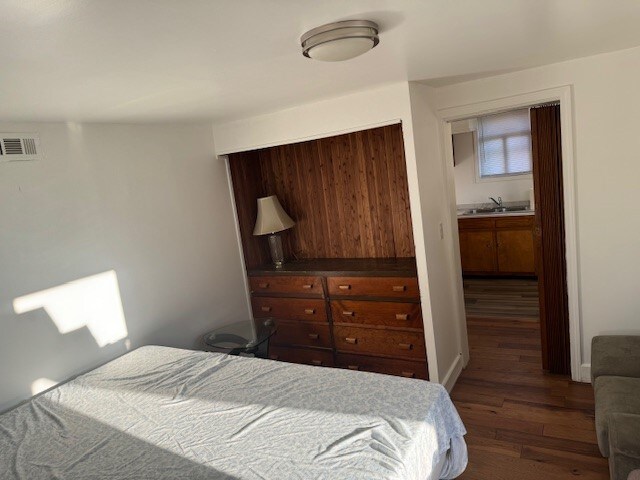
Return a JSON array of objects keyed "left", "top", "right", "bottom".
[{"left": 592, "top": 336, "right": 640, "bottom": 480}]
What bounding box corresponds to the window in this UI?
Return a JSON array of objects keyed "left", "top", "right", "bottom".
[{"left": 477, "top": 108, "right": 532, "bottom": 179}]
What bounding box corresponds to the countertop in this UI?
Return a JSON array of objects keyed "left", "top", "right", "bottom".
[
  {"left": 248, "top": 257, "right": 417, "bottom": 276},
  {"left": 457, "top": 209, "right": 535, "bottom": 219}
]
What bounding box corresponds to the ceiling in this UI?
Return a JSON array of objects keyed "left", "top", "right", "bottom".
[{"left": 2, "top": 0, "right": 640, "bottom": 123}]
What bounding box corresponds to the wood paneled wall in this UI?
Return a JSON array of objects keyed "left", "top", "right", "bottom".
[{"left": 228, "top": 124, "right": 416, "bottom": 269}]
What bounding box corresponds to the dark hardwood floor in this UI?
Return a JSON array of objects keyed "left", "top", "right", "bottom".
[
  {"left": 451, "top": 316, "right": 608, "bottom": 479},
  {"left": 464, "top": 278, "right": 540, "bottom": 319}
]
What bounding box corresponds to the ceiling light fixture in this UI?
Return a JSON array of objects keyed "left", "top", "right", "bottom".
[{"left": 301, "top": 20, "right": 379, "bottom": 62}]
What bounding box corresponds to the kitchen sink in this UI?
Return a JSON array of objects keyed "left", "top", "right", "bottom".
[{"left": 462, "top": 205, "right": 530, "bottom": 215}]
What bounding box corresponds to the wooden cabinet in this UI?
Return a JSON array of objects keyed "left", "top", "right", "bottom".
[
  {"left": 496, "top": 229, "right": 535, "bottom": 273},
  {"left": 248, "top": 259, "right": 428, "bottom": 380},
  {"left": 335, "top": 353, "right": 428, "bottom": 379},
  {"left": 249, "top": 275, "right": 323, "bottom": 296},
  {"left": 251, "top": 297, "right": 327, "bottom": 322},
  {"left": 327, "top": 276, "right": 420, "bottom": 299},
  {"left": 459, "top": 215, "right": 536, "bottom": 276},
  {"left": 251, "top": 275, "right": 332, "bottom": 364},
  {"left": 459, "top": 230, "right": 497, "bottom": 273},
  {"left": 268, "top": 346, "right": 334, "bottom": 367}
]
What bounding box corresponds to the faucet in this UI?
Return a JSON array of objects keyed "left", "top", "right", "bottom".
[{"left": 489, "top": 196, "right": 503, "bottom": 208}]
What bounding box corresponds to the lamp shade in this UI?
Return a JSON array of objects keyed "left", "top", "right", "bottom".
[{"left": 253, "top": 195, "right": 295, "bottom": 236}]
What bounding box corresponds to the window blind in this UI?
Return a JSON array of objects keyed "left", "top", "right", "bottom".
[{"left": 477, "top": 108, "right": 532, "bottom": 178}]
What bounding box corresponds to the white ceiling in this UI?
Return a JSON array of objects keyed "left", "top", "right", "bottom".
[{"left": 3, "top": 0, "right": 640, "bottom": 123}]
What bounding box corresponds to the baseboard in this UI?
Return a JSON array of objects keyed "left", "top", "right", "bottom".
[
  {"left": 442, "top": 354, "right": 464, "bottom": 392},
  {"left": 580, "top": 363, "right": 591, "bottom": 383}
]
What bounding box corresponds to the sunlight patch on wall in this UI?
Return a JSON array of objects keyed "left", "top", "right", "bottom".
[
  {"left": 31, "top": 377, "right": 58, "bottom": 396},
  {"left": 13, "top": 270, "right": 128, "bottom": 347}
]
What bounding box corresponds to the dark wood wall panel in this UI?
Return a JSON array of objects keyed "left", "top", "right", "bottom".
[
  {"left": 531, "top": 104, "right": 571, "bottom": 375},
  {"left": 228, "top": 124, "right": 415, "bottom": 268},
  {"left": 228, "top": 150, "right": 270, "bottom": 268}
]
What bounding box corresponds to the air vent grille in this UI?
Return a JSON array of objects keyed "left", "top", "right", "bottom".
[
  {"left": 0, "top": 134, "right": 40, "bottom": 161},
  {"left": 23, "top": 138, "right": 37, "bottom": 155},
  {"left": 3, "top": 139, "right": 23, "bottom": 154}
]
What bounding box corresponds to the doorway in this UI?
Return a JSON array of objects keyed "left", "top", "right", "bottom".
[{"left": 448, "top": 101, "right": 571, "bottom": 376}]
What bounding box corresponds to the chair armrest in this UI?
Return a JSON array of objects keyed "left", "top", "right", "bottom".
[
  {"left": 608, "top": 413, "right": 640, "bottom": 480},
  {"left": 592, "top": 336, "right": 640, "bottom": 383}
]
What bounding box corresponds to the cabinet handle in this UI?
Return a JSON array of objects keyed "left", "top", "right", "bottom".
[
  {"left": 395, "top": 313, "right": 409, "bottom": 321},
  {"left": 347, "top": 365, "right": 360, "bottom": 370},
  {"left": 345, "top": 337, "right": 358, "bottom": 344},
  {"left": 401, "top": 371, "right": 416, "bottom": 378},
  {"left": 261, "top": 306, "right": 272, "bottom": 312},
  {"left": 308, "top": 333, "right": 319, "bottom": 340},
  {"left": 304, "top": 308, "right": 315, "bottom": 315},
  {"left": 392, "top": 285, "right": 407, "bottom": 292},
  {"left": 338, "top": 285, "right": 351, "bottom": 290},
  {"left": 258, "top": 282, "right": 269, "bottom": 289},
  {"left": 311, "top": 359, "right": 323, "bottom": 366},
  {"left": 342, "top": 311, "right": 354, "bottom": 316},
  {"left": 301, "top": 284, "right": 313, "bottom": 289},
  {"left": 398, "top": 343, "right": 413, "bottom": 350}
]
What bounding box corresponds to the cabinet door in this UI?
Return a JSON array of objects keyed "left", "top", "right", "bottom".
[
  {"left": 496, "top": 229, "right": 535, "bottom": 274},
  {"left": 459, "top": 230, "right": 497, "bottom": 273}
]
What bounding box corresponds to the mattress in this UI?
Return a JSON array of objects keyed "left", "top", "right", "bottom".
[{"left": 0, "top": 346, "right": 467, "bottom": 479}]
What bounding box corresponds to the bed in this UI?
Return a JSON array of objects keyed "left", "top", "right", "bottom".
[{"left": 0, "top": 346, "right": 467, "bottom": 479}]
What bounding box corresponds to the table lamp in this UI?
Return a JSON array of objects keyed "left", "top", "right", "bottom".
[{"left": 253, "top": 195, "right": 295, "bottom": 267}]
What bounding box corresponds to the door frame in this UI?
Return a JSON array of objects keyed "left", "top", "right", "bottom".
[{"left": 437, "top": 85, "right": 583, "bottom": 382}]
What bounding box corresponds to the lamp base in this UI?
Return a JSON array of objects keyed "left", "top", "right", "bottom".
[{"left": 267, "top": 233, "right": 285, "bottom": 267}]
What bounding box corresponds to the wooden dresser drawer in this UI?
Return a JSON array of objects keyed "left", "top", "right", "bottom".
[
  {"left": 271, "top": 321, "right": 332, "bottom": 349},
  {"left": 327, "top": 276, "right": 419, "bottom": 299},
  {"left": 252, "top": 297, "right": 327, "bottom": 322},
  {"left": 336, "top": 353, "right": 428, "bottom": 380},
  {"left": 249, "top": 275, "right": 323, "bottom": 296},
  {"left": 331, "top": 300, "right": 423, "bottom": 329},
  {"left": 268, "top": 346, "right": 334, "bottom": 367},
  {"left": 333, "top": 326, "right": 426, "bottom": 359}
]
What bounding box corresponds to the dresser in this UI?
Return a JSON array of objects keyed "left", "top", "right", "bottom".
[{"left": 249, "top": 258, "right": 428, "bottom": 380}]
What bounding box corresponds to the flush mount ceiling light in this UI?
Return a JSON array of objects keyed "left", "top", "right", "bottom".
[{"left": 301, "top": 20, "right": 379, "bottom": 62}]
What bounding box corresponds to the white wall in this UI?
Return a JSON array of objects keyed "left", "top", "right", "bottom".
[
  {"left": 213, "top": 82, "right": 465, "bottom": 386},
  {"left": 408, "top": 84, "right": 467, "bottom": 386},
  {"left": 432, "top": 45, "right": 640, "bottom": 377},
  {"left": 453, "top": 132, "right": 533, "bottom": 205},
  {"left": 0, "top": 122, "right": 248, "bottom": 412},
  {"left": 213, "top": 83, "right": 407, "bottom": 155}
]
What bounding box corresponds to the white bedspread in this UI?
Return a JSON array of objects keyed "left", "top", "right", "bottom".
[{"left": 0, "top": 346, "right": 467, "bottom": 479}]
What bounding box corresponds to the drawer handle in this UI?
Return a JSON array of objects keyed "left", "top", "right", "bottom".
[
  {"left": 345, "top": 337, "right": 358, "bottom": 345},
  {"left": 258, "top": 282, "right": 269, "bottom": 289},
  {"left": 270, "top": 355, "right": 279, "bottom": 360},
  {"left": 308, "top": 333, "right": 319, "bottom": 340},
  {"left": 347, "top": 365, "right": 360, "bottom": 371},
  {"left": 395, "top": 313, "right": 409, "bottom": 321},
  {"left": 401, "top": 371, "right": 416, "bottom": 378},
  {"left": 392, "top": 285, "right": 407, "bottom": 292},
  {"left": 304, "top": 308, "right": 316, "bottom": 315},
  {"left": 338, "top": 285, "right": 351, "bottom": 290},
  {"left": 302, "top": 284, "right": 313, "bottom": 289},
  {"left": 311, "top": 359, "right": 323, "bottom": 366},
  {"left": 342, "top": 311, "right": 354, "bottom": 316},
  {"left": 261, "top": 306, "right": 272, "bottom": 312},
  {"left": 398, "top": 343, "right": 413, "bottom": 350}
]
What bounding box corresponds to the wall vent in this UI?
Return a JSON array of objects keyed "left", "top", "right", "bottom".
[{"left": 0, "top": 133, "right": 41, "bottom": 161}]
